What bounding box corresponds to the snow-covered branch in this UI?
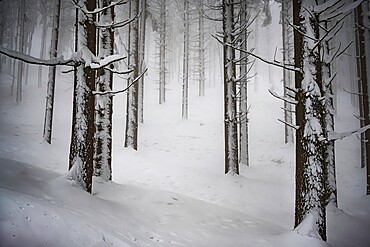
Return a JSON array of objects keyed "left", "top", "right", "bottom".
[
  {"left": 93, "top": 68, "right": 147, "bottom": 96},
  {"left": 213, "top": 36, "right": 300, "bottom": 72},
  {"left": 269, "top": 89, "right": 298, "bottom": 105},
  {"left": 0, "top": 46, "right": 75, "bottom": 66},
  {"left": 328, "top": 124, "right": 370, "bottom": 141},
  {"left": 89, "top": 54, "right": 126, "bottom": 69},
  {"left": 72, "top": 0, "right": 128, "bottom": 15}
]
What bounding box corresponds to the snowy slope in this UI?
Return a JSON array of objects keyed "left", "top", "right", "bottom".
[{"left": 1, "top": 2, "right": 370, "bottom": 246}]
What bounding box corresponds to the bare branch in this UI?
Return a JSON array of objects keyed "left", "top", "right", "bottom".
[
  {"left": 269, "top": 89, "right": 298, "bottom": 104},
  {"left": 0, "top": 46, "right": 75, "bottom": 66},
  {"left": 93, "top": 68, "right": 147, "bottom": 96}
]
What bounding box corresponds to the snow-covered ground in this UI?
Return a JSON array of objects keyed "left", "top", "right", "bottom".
[
  {"left": 0, "top": 58, "right": 370, "bottom": 247},
  {"left": 1, "top": 2, "right": 370, "bottom": 245}
]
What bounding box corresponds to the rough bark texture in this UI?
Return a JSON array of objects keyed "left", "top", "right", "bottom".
[
  {"left": 43, "top": 0, "right": 61, "bottom": 144},
  {"left": 159, "top": 0, "right": 166, "bottom": 104},
  {"left": 182, "top": 0, "right": 189, "bottom": 119},
  {"left": 281, "top": 0, "right": 294, "bottom": 144},
  {"left": 223, "top": 0, "right": 239, "bottom": 175},
  {"left": 138, "top": 0, "right": 147, "bottom": 123},
  {"left": 94, "top": 0, "right": 114, "bottom": 181},
  {"left": 355, "top": 2, "right": 370, "bottom": 195},
  {"left": 124, "top": 0, "right": 140, "bottom": 150},
  {"left": 294, "top": 0, "right": 327, "bottom": 241},
  {"left": 69, "top": 0, "right": 96, "bottom": 193},
  {"left": 239, "top": 0, "right": 249, "bottom": 166},
  {"left": 198, "top": 3, "right": 205, "bottom": 97}
]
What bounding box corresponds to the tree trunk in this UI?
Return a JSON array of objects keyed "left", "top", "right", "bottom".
[
  {"left": 16, "top": 0, "right": 26, "bottom": 103},
  {"left": 223, "top": 0, "right": 239, "bottom": 175},
  {"left": 239, "top": 0, "right": 249, "bottom": 166},
  {"left": 182, "top": 0, "right": 189, "bottom": 119},
  {"left": 69, "top": 0, "right": 96, "bottom": 193},
  {"left": 355, "top": 2, "right": 370, "bottom": 195},
  {"left": 293, "top": 0, "right": 327, "bottom": 241},
  {"left": 198, "top": 3, "right": 205, "bottom": 97},
  {"left": 138, "top": 0, "right": 147, "bottom": 123},
  {"left": 43, "top": 0, "right": 61, "bottom": 144},
  {"left": 281, "top": 0, "right": 294, "bottom": 144},
  {"left": 159, "top": 0, "right": 166, "bottom": 104},
  {"left": 38, "top": 14, "right": 48, "bottom": 88},
  {"left": 124, "top": 0, "right": 140, "bottom": 150},
  {"left": 94, "top": 0, "right": 114, "bottom": 181}
]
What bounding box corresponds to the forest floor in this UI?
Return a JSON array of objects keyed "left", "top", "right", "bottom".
[{"left": 1, "top": 64, "right": 370, "bottom": 247}]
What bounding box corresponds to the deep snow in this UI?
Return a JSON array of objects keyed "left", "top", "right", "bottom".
[{"left": 1, "top": 2, "right": 370, "bottom": 246}]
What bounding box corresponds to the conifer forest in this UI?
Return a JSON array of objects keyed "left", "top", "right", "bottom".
[{"left": 0, "top": 0, "right": 370, "bottom": 246}]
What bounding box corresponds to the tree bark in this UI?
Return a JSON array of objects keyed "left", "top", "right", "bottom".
[
  {"left": 124, "top": 0, "right": 140, "bottom": 150},
  {"left": 43, "top": 0, "right": 61, "bottom": 144},
  {"left": 94, "top": 0, "right": 114, "bottom": 181},
  {"left": 69, "top": 0, "right": 96, "bottom": 193},
  {"left": 223, "top": 0, "right": 239, "bottom": 175},
  {"left": 293, "top": 0, "right": 327, "bottom": 241},
  {"left": 182, "top": 0, "right": 189, "bottom": 119}
]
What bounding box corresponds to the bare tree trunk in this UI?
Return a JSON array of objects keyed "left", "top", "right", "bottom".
[
  {"left": 223, "top": 0, "right": 238, "bottom": 175},
  {"left": 43, "top": 0, "right": 61, "bottom": 144},
  {"left": 138, "top": 0, "right": 146, "bottom": 123},
  {"left": 124, "top": 0, "right": 140, "bottom": 150},
  {"left": 182, "top": 0, "right": 189, "bottom": 119},
  {"left": 94, "top": 0, "right": 114, "bottom": 181},
  {"left": 355, "top": 2, "right": 370, "bottom": 195},
  {"left": 159, "top": 0, "right": 166, "bottom": 104},
  {"left": 38, "top": 13, "right": 48, "bottom": 88},
  {"left": 239, "top": 0, "right": 249, "bottom": 166},
  {"left": 198, "top": 2, "right": 205, "bottom": 97},
  {"left": 294, "top": 0, "right": 327, "bottom": 240},
  {"left": 69, "top": 0, "right": 96, "bottom": 193},
  {"left": 281, "top": 0, "right": 294, "bottom": 144},
  {"left": 16, "top": 0, "right": 26, "bottom": 103},
  {"left": 69, "top": 8, "right": 79, "bottom": 171}
]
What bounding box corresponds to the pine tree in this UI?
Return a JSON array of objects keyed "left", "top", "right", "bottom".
[
  {"left": 43, "top": 0, "right": 61, "bottom": 144},
  {"left": 222, "top": 0, "right": 239, "bottom": 175},
  {"left": 124, "top": 0, "right": 140, "bottom": 150},
  {"left": 69, "top": 0, "right": 97, "bottom": 193},
  {"left": 94, "top": 0, "right": 114, "bottom": 181}
]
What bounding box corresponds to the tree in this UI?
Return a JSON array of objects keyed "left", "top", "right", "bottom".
[
  {"left": 158, "top": 0, "right": 167, "bottom": 104},
  {"left": 293, "top": 0, "right": 327, "bottom": 240},
  {"left": 94, "top": 0, "right": 115, "bottom": 181},
  {"left": 43, "top": 0, "right": 62, "bottom": 144},
  {"left": 355, "top": 1, "right": 370, "bottom": 195},
  {"left": 197, "top": 1, "right": 206, "bottom": 97},
  {"left": 138, "top": 0, "right": 147, "bottom": 123},
  {"left": 222, "top": 0, "right": 238, "bottom": 175},
  {"left": 281, "top": 0, "right": 294, "bottom": 144},
  {"left": 238, "top": 0, "right": 251, "bottom": 166},
  {"left": 124, "top": 0, "right": 140, "bottom": 150},
  {"left": 182, "top": 0, "right": 190, "bottom": 119},
  {"left": 69, "top": 0, "right": 97, "bottom": 193}
]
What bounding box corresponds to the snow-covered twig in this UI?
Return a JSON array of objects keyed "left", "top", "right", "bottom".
[
  {"left": 89, "top": 54, "right": 126, "bottom": 69},
  {"left": 0, "top": 46, "right": 75, "bottom": 66},
  {"left": 72, "top": 0, "right": 128, "bottom": 15},
  {"left": 93, "top": 68, "right": 147, "bottom": 96},
  {"left": 328, "top": 124, "right": 370, "bottom": 141},
  {"left": 268, "top": 89, "right": 298, "bottom": 105},
  {"left": 214, "top": 37, "right": 300, "bottom": 72},
  {"left": 278, "top": 119, "right": 299, "bottom": 130}
]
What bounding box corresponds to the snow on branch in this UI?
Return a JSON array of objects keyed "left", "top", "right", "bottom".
[
  {"left": 328, "top": 124, "right": 370, "bottom": 141},
  {"left": 216, "top": 39, "right": 300, "bottom": 73},
  {"left": 72, "top": 0, "right": 128, "bottom": 15},
  {"left": 268, "top": 89, "right": 298, "bottom": 105},
  {"left": 0, "top": 46, "right": 75, "bottom": 66},
  {"left": 89, "top": 54, "right": 126, "bottom": 69},
  {"left": 93, "top": 68, "right": 147, "bottom": 96},
  {"left": 320, "top": 0, "right": 363, "bottom": 20}
]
